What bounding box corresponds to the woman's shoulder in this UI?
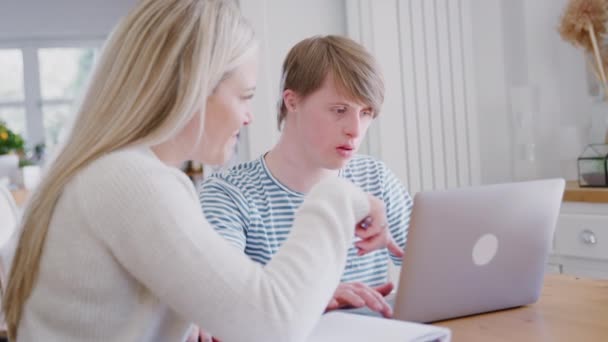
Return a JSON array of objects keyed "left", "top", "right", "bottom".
[{"left": 70, "top": 147, "right": 191, "bottom": 198}]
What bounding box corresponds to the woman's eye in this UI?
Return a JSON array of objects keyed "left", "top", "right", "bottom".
[
  {"left": 361, "top": 110, "right": 373, "bottom": 117},
  {"left": 242, "top": 94, "right": 254, "bottom": 100},
  {"left": 334, "top": 107, "right": 347, "bottom": 114}
]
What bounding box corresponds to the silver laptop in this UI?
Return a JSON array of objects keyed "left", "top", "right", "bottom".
[{"left": 345, "top": 179, "right": 565, "bottom": 323}]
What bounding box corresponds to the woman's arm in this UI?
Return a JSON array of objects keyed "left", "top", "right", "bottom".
[{"left": 78, "top": 162, "right": 368, "bottom": 342}]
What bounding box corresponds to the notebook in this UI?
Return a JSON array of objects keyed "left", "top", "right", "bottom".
[{"left": 307, "top": 312, "right": 451, "bottom": 342}]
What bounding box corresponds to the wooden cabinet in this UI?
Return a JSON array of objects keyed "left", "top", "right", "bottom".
[{"left": 549, "top": 182, "right": 608, "bottom": 279}]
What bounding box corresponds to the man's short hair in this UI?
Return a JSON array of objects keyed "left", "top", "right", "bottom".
[{"left": 277, "top": 35, "right": 385, "bottom": 130}]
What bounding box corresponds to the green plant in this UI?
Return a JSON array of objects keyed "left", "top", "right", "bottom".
[
  {"left": 18, "top": 159, "right": 36, "bottom": 168},
  {"left": 0, "top": 120, "right": 25, "bottom": 155},
  {"left": 18, "top": 144, "right": 45, "bottom": 167}
]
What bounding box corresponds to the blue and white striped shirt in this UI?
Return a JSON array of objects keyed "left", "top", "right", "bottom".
[{"left": 199, "top": 155, "right": 413, "bottom": 287}]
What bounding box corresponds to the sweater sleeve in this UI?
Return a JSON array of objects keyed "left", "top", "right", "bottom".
[{"left": 76, "top": 157, "right": 369, "bottom": 342}]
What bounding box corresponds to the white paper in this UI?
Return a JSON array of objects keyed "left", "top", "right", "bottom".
[{"left": 308, "top": 312, "right": 451, "bottom": 342}]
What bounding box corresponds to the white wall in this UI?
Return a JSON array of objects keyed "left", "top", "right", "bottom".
[
  {"left": 469, "top": 1, "right": 511, "bottom": 184},
  {"left": 522, "top": 0, "right": 592, "bottom": 180},
  {"left": 239, "top": 0, "right": 347, "bottom": 159},
  {"left": 346, "top": 0, "right": 481, "bottom": 194},
  {"left": 472, "top": 0, "right": 593, "bottom": 184},
  {"left": 0, "top": 0, "right": 136, "bottom": 40}
]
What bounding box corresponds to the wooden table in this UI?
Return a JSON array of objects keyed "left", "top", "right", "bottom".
[
  {"left": 435, "top": 274, "right": 608, "bottom": 341},
  {"left": 563, "top": 180, "right": 608, "bottom": 203}
]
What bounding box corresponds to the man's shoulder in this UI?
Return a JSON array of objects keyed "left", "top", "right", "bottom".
[
  {"left": 202, "top": 158, "right": 267, "bottom": 194},
  {"left": 342, "top": 155, "right": 400, "bottom": 195},
  {"left": 344, "top": 154, "right": 388, "bottom": 174}
]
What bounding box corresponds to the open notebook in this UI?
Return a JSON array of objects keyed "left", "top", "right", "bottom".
[{"left": 307, "top": 312, "right": 451, "bottom": 342}]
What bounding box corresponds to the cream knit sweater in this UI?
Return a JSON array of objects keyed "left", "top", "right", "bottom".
[{"left": 17, "top": 148, "right": 369, "bottom": 342}]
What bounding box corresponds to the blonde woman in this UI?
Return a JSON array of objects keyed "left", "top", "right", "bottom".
[{"left": 2, "top": 1, "right": 394, "bottom": 341}]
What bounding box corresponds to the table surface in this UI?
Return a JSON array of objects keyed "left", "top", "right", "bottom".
[{"left": 434, "top": 274, "right": 608, "bottom": 342}]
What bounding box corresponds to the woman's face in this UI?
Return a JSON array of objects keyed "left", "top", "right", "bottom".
[{"left": 194, "top": 52, "right": 258, "bottom": 165}]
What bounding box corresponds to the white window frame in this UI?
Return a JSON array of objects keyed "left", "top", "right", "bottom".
[{"left": 0, "top": 38, "right": 104, "bottom": 147}]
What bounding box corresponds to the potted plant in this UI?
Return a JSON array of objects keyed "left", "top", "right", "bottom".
[
  {"left": 0, "top": 120, "right": 25, "bottom": 183},
  {"left": 17, "top": 143, "right": 46, "bottom": 190}
]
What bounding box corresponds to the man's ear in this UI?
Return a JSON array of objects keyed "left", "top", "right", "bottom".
[{"left": 283, "top": 89, "right": 299, "bottom": 112}]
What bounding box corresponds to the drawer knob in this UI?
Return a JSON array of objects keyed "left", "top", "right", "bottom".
[{"left": 579, "top": 230, "right": 597, "bottom": 245}]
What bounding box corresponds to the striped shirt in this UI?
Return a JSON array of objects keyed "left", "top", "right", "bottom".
[{"left": 199, "top": 154, "right": 413, "bottom": 287}]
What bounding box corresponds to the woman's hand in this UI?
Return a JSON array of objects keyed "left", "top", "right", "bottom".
[
  {"left": 355, "top": 194, "right": 404, "bottom": 257},
  {"left": 186, "top": 326, "right": 220, "bottom": 342}
]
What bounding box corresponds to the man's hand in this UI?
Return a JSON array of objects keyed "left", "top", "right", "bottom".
[
  {"left": 355, "top": 195, "right": 405, "bottom": 257},
  {"left": 325, "top": 282, "right": 394, "bottom": 318}
]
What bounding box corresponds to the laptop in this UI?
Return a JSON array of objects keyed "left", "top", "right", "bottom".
[{"left": 344, "top": 178, "right": 565, "bottom": 323}]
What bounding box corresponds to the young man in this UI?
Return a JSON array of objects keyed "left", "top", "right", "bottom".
[{"left": 200, "top": 35, "right": 412, "bottom": 318}]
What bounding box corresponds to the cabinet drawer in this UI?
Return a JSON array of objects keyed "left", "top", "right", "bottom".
[
  {"left": 555, "top": 214, "right": 608, "bottom": 261},
  {"left": 562, "top": 264, "right": 608, "bottom": 279}
]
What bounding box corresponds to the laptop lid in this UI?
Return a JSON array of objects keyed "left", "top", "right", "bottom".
[{"left": 393, "top": 179, "right": 565, "bottom": 323}]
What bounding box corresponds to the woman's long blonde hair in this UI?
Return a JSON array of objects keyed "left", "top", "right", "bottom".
[{"left": 3, "top": 0, "right": 255, "bottom": 338}]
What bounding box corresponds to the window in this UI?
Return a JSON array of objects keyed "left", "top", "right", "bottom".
[
  {"left": 0, "top": 49, "right": 26, "bottom": 136},
  {"left": 0, "top": 106, "right": 26, "bottom": 137},
  {"left": 39, "top": 48, "right": 96, "bottom": 148},
  {"left": 0, "top": 43, "right": 99, "bottom": 154}
]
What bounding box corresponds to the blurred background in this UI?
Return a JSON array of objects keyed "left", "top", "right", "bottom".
[{"left": 0, "top": 0, "right": 604, "bottom": 192}]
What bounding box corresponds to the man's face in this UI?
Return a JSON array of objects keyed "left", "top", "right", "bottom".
[{"left": 284, "top": 73, "right": 375, "bottom": 169}]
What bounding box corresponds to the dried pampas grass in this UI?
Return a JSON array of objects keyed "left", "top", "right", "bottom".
[
  {"left": 560, "top": 0, "right": 608, "bottom": 143},
  {"left": 559, "top": 0, "right": 608, "bottom": 51},
  {"left": 600, "top": 44, "right": 608, "bottom": 74},
  {"left": 560, "top": 0, "right": 608, "bottom": 100}
]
